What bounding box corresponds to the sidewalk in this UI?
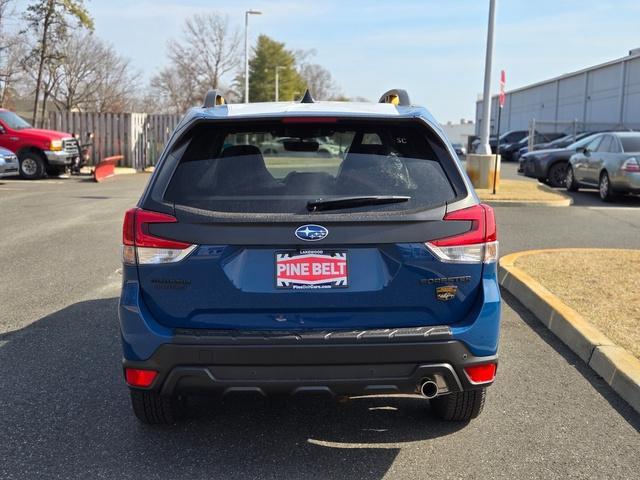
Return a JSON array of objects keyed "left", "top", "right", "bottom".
[{"left": 500, "top": 248, "right": 640, "bottom": 414}]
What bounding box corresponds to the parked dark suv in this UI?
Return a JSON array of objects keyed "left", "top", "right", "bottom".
[
  {"left": 119, "top": 89, "right": 501, "bottom": 425},
  {"left": 472, "top": 129, "right": 527, "bottom": 154}
]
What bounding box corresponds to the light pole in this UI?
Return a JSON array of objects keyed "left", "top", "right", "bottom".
[
  {"left": 275, "top": 66, "right": 284, "bottom": 101},
  {"left": 478, "top": 0, "right": 497, "bottom": 155},
  {"left": 244, "top": 9, "right": 262, "bottom": 103}
]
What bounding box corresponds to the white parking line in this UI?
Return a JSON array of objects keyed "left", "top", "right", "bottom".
[{"left": 586, "top": 206, "right": 640, "bottom": 211}]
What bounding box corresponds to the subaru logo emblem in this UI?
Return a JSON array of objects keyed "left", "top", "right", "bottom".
[{"left": 295, "top": 224, "right": 328, "bottom": 242}]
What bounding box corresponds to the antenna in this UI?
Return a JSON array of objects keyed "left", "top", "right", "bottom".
[{"left": 300, "top": 89, "right": 315, "bottom": 104}]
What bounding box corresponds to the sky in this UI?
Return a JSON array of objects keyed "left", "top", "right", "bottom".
[{"left": 12, "top": 0, "right": 640, "bottom": 122}]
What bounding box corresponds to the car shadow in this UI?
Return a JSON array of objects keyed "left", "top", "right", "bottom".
[
  {"left": 501, "top": 289, "right": 640, "bottom": 433},
  {"left": 0, "top": 298, "right": 465, "bottom": 479}
]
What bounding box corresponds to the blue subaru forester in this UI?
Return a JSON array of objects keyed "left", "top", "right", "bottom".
[{"left": 119, "top": 89, "right": 500, "bottom": 424}]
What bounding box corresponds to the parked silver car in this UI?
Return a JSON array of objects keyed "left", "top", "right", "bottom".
[
  {"left": 565, "top": 132, "right": 640, "bottom": 201},
  {"left": 0, "top": 146, "right": 19, "bottom": 178}
]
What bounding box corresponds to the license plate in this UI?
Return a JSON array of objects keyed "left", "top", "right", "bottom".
[{"left": 276, "top": 250, "right": 348, "bottom": 289}]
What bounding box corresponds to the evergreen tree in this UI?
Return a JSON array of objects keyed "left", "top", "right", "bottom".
[{"left": 248, "top": 35, "right": 305, "bottom": 102}]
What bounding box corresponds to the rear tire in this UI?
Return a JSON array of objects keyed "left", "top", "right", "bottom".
[
  {"left": 599, "top": 171, "right": 614, "bottom": 202},
  {"left": 130, "top": 389, "right": 184, "bottom": 425},
  {"left": 565, "top": 166, "right": 579, "bottom": 192},
  {"left": 19, "top": 152, "right": 46, "bottom": 180},
  {"left": 547, "top": 162, "right": 567, "bottom": 188},
  {"left": 430, "top": 388, "right": 486, "bottom": 421}
]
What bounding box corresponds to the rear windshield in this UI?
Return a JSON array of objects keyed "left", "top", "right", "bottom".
[
  {"left": 164, "top": 119, "right": 460, "bottom": 215},
  {"left": 620, "top": 135, "right": 640, "bottom": 152}
]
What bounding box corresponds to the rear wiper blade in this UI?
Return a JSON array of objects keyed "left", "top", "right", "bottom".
[{"left": 306, "top": 195, "right": 410, "bottom": 212}]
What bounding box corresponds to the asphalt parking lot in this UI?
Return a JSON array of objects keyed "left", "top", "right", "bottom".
[{"left": 1, "top": 173, "right": 639, "bottom": 479}]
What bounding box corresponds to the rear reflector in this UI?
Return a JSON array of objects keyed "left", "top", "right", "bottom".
[
  {"left": 125, "top": 368, "right": 158, "bottom": 388},
  {"left": 122, "top": 208, "right": 196, "bottom": 265},
  {"left": 425, "top": 204, "right": 498, "bottom": 263},
  {"left": 464, "top": 363, "right": 497, "bottom": 384}
]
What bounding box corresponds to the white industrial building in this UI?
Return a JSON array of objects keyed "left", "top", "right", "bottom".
[
  {"left": 475, "top": 49, "right": 640, "bottom": 136},
  {"left": 440, "top": 119, "right": 475, "bottom": 146}
]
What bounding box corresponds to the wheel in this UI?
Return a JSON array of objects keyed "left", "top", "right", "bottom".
[
  {"left": 46, "top": 165, "right": 67, "bottom": 177},
  {"left": 19, "top": 152, "right": 46, "bottom": 180},
  {"left": 547, "top": 162, "right": 567, "bottom": 188},
  {"left": 430, "top": 388, "right": 486, "bottom": 421},
  {"left": 565, "top": 166, "right": 579, "bottom": 192},
  {"left": 599, "top": 171, "right": 614, "bottom": 202},
  {"left": 129, "top": 389, "right": 184, "bottom": 424}
]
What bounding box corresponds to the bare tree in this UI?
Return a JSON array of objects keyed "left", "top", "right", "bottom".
[
  {"left": 91, "top": 56, "right": 140, "bottom": 112},
  {"left": 50, "top": 32, "right": 140, "bottom": 112},
  {"left": 151, "top": 13, "right": 240, "bottom": 113},
  {"left": 0, "top": 0, "right": 25, "bottom": 107},
  {"left": 0, "top": 34, "right": 27, "bottom": 107},
  {"left": 294, "top": 49, "right": 340, "bottom": 100},
  {"left": 23, "top": 0, "right": 93, "bottom": 125},
  {"left": 169, "top": 13, "right": 241, "bottom": 90},
  {"left": 150, "top": 65, "right": 200, "bottom": 114},
  {"left": 299, "top": 63, "right": 337, "bottom": 100},
  {"left": 50, "top": 32, "right": 101, "bottom": 110}
]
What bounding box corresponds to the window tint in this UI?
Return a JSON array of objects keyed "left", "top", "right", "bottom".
[
  {"left": 596, "top": 136, "right": 612, "bottom": 153},
  {"left": 585, "top": 136, "right": 602, "bottom": 151},
  {"left": 165, "top": 121, "right": 459, "bottom": 215},
  {"left": 620, "top": 136, "right": 640, "bottom": 152},
  {"left": 609, "top": 137, "right": 621, "bottom": 153},
  {"left": 568, "top": 134, "right": 599, "bottom": 150},
  {"left": 0, "top": 111, "right": 31, "bottom": 130}
]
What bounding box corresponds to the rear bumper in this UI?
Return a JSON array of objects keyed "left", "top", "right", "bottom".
[
  {"left": 123, "top": 338, "right": 497, "bottom": 397},
  {"left": 119, "top": 264, "right": 501, "bottom": 398},
  {"left": 0, "top": 157, "right": 19, "bottom": 177},
  {"left": 0, "top": 166, "right": 19, "bottom": 177},
  {"left": 611, "top": 171, "right": 640, "bottom": 193}
]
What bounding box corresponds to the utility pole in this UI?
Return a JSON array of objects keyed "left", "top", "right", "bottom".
[
  {"left": 478, "top": 0, "right": 497, "bottom": 155},
  {"left": 275, "top": 66, "right": 284, "bottom": 101},
  {"left": 244, "top": 9, "right": 262, "bottom": 103}
]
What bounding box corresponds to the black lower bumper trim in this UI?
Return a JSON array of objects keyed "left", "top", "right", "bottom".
[{"left": 124, "top": 340, "right": 497, "bottom": 397}]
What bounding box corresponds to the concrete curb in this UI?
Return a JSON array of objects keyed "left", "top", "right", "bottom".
[
  {"left": 479, "top": 184, "right": 573, "bottom": 207},
  {"left": 499, "top": 249, "right": 640, "bottom": 414},
  {"left": 481, "top": 198, "right": 572, "bottom": 207},
  {"left": 113, "top": 167, "right": 137, "bottom": 175}
]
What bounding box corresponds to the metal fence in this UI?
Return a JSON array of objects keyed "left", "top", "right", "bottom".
[{"left": 46, "top": 112, "right": 182, "bottom": 169}]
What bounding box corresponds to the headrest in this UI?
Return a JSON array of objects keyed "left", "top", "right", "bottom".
[
  {"left": 221, "top": 145, "right": 263, "bottom": 158},
  {"left": 348, "top": 144, "right": 390, "bottom": 156}
]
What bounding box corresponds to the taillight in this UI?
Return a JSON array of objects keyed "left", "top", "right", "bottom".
[
  {"left": 621, "top": 157, "right": 640, "bottom": 172},
  {"left": 464, "top": 363, "right": 497, "bottom": 384},
  {"left": 425, "top": 204, "right": 498, "bottom": 263},
  {"left": 125, "top": 368, "right": 158, "bottom": 387},
  {"left": 122, "top": 208, "right": 196, "bottom": 265}
]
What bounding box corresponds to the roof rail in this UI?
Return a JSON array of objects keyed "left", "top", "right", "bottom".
[
  {"left": 203, "top": 89, "right": 226, "bottom": 108},
  {"left": 300, "top": 89, "right": 315, "bottom": 104},
  {"left": 378, "top": 89, "right": 411, "bottom": 106}
]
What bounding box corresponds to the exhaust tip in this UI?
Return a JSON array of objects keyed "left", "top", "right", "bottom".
[{"left": 420, "top": 379, "right": 439, "bottom": 399}]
